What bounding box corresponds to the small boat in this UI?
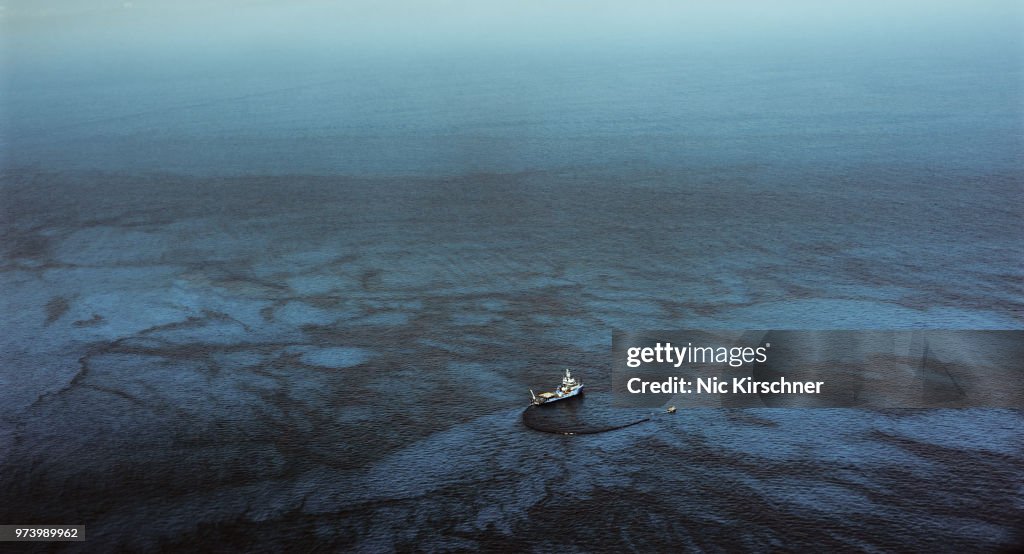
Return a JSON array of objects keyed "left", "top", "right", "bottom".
[
  {"left": 666, "top": 405, "right": 677, "bottom": 414},
  {"left": 530, "top": 369, "right": 584, "bottom": 406}
]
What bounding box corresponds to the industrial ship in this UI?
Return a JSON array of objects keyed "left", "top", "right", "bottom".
[{"left": 530, "top": 369, "right": 584, "bottom": 406}]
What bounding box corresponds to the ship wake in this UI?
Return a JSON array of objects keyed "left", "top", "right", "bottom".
[{"left": 521, "top": 391, "right": 654, "bottom": 435}]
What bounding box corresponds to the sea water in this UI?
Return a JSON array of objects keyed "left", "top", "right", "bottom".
[{"left": 1, "top": 6, "right": 1022, "bottom": 550}]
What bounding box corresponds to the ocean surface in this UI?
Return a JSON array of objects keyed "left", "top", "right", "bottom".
[{"left": 2, "top": 26, "right": 1023, "bottom": 551}]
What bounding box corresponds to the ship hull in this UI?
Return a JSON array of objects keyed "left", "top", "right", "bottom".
[{"left": 532, "top": 384, "right": 584, "bottom": 405}]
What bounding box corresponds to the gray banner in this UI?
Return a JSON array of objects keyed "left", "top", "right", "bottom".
[
  {"left": 0, "top": 525, "right": 85, "bottom": 541},
  {"left": 612, "top": 330, "right": 1024, "bottom": 408}
]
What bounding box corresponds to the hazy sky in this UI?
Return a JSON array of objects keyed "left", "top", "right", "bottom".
[
  {"left": 1, "top": 1, "right": 1020, "bottom": 176},
  {"left": 3, "top": 0, "right": 1021, "bottom": 50}
]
